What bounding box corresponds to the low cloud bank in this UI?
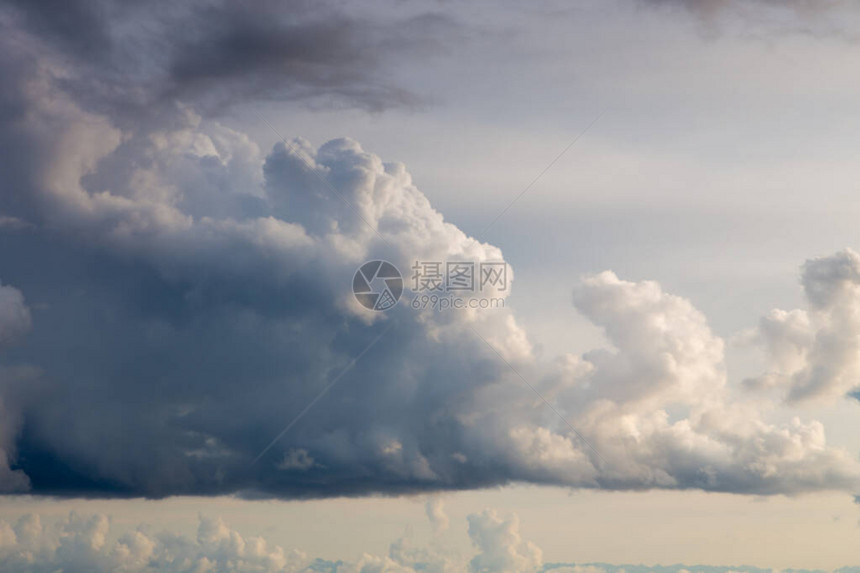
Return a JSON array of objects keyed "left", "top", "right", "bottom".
[{"left": 1, "top": 503, "right": 857, "bottom": 573}]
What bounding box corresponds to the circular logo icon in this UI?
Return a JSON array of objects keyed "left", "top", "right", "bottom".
[{"left": 352, "top": 260, "right": 403, "bottom": 311}]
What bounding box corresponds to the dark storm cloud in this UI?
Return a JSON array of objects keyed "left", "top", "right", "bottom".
[
  {"left": 163, "top": 3, "right": 420, "bottom": 113},
  {"left": 0, "top": 184, "right": 510, "bottom": 499},
  {"left": 1, "top": 0, "right": 445, "bottom": 115},
  {"left": 3, "top": 0, "right": 112, "bottom": 57}
]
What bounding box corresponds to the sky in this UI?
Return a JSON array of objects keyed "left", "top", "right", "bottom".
[{"left": 2, "top": 0, "right": 860, "bottom": 571}]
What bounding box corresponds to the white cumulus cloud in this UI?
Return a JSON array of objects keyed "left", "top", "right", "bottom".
[{"left": 745, "top": 249, "right": 860, "bottom": 402}]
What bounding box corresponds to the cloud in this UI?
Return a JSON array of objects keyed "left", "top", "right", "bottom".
[
  {"left": 637, "top": 0, "right": 860, "bottom": 40},
  {"left": 0, "top": 0, "right": 449, "bottom": 118},
  {"left": 744, "top": 249, "right": 860, "bottom": 402},
  {"left": 0, "top": 511, "right": 310, "bottom": 573},
  {"left": 547, "top": 567, "right": 608, "bottom": 573},
  {"left": 0, "top": 282, "right": 30, "bottom": 346},
  {"left": 1, "top": 0, "right": 859, "bottom": 501},
  {"left": 426, "top": 497, "right": 449, "bottom": 534},
  {"left": 546, "top": 271, "right": 860, "bottom": 495},
  {"left": 0, "top": 508, "right": 541, "bottom": 573},
  {"left": 2, "top": 108, "right": 859, "bottom": 497},
  {"left": 0, "top": 72, "right": 534, "bottom": 497},
  {"left": 1, "top": 89, "right": 859, "bottom": 498},
  {"left": 0, "top": 281, "right": 32, "bottom": 493},
  {"left": 640, "top": 0, "right": 847, "bottom": 19},
  {"left": 3, "top": 508, "right": 847, "bottom": 573},
  {"left": 468, "top": 510, "right": 542, "bottom": 573},
  {"left": 0, "top": 216, "right": 32, "bottom": 231}
]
